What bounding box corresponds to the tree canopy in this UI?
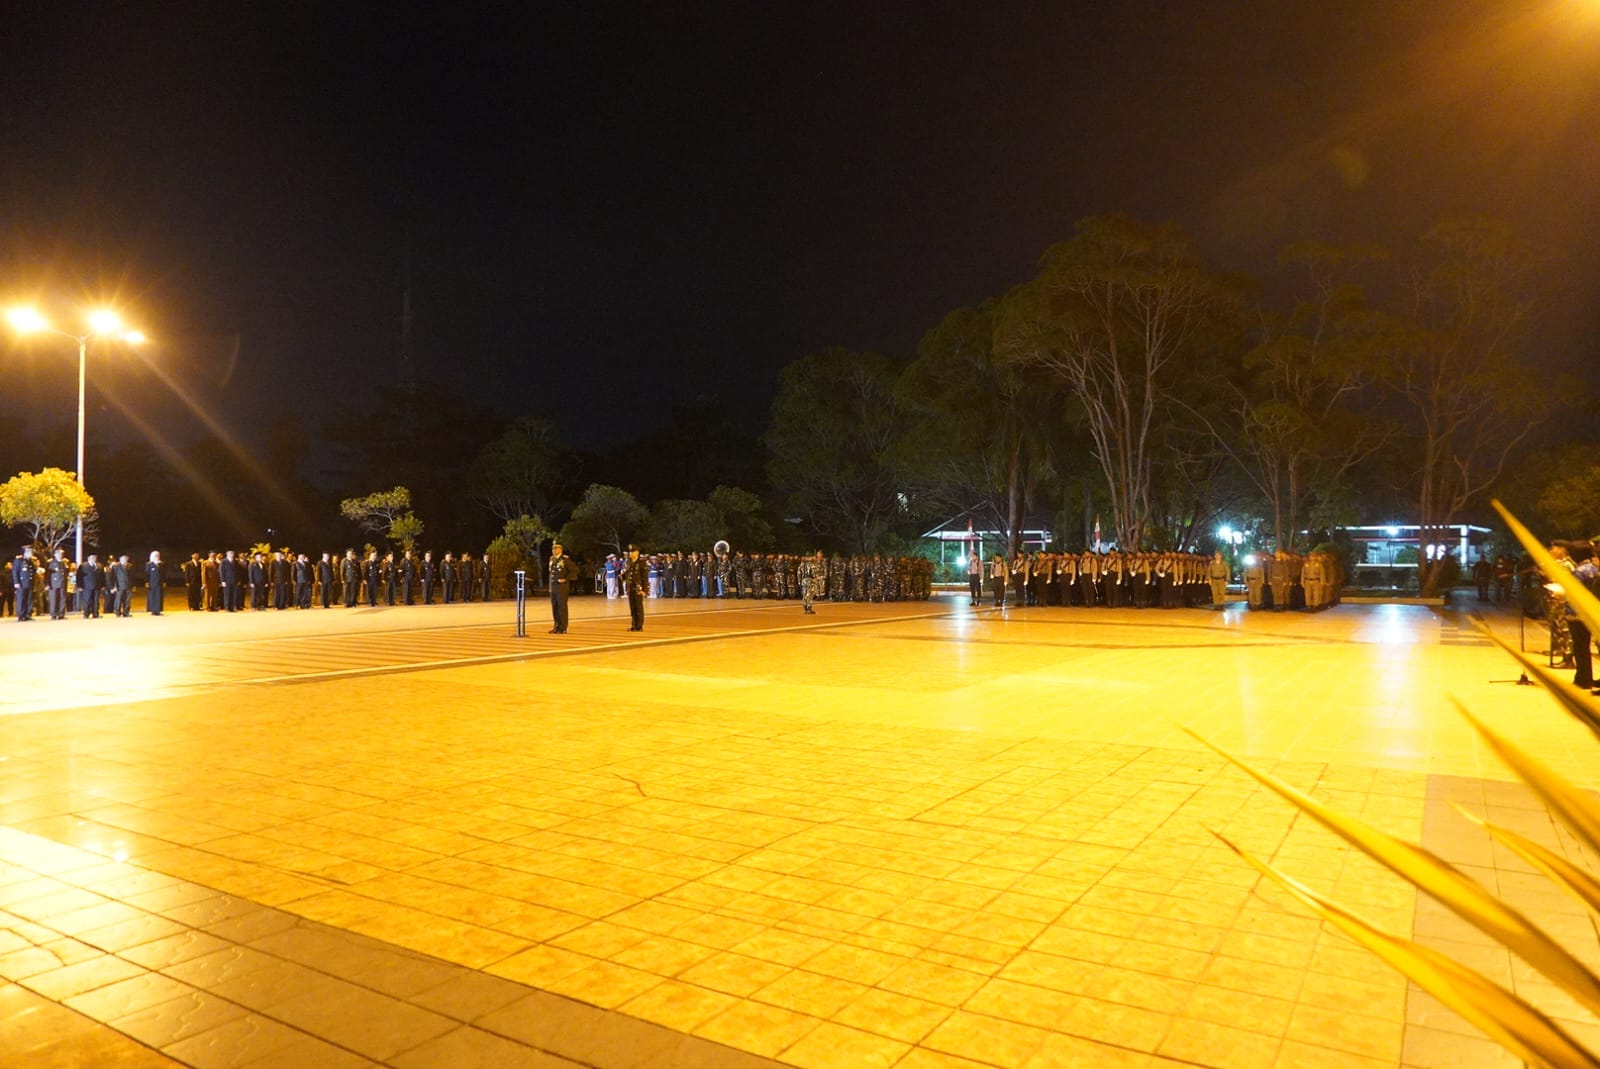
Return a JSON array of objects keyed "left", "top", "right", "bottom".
[{"left": 0, "top": 468, "right": 94, "bottom": 552}]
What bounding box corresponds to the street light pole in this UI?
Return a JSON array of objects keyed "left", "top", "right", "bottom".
[
  {"left": 5, "top": 307, "right": 146, "bottom": 564},
  {"left": 76, "top": 334, "right": 87, "bottom": 566}
]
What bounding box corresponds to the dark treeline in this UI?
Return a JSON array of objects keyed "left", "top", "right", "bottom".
[{"left": 6, "top": 213, "right": 1595, "bottom": 598}]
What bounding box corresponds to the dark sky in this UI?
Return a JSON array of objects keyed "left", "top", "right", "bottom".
[{"left": 3, "top": 1, "right": 1598, "bottom": 460}]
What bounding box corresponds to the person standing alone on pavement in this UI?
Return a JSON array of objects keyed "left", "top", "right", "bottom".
[
  {"left": 620, "top": 544, "right": 647, "bottom": 631},
  {"left": 548, "top": 542, "right": 575, "bottom": 633}
]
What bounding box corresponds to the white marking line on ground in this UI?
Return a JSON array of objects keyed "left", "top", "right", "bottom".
[{"left": 235, "top": 606, "right": 975, "bottom": 686}]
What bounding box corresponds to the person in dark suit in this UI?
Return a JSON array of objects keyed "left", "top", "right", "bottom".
[
  {"left": 548, "top": 542, "right": 575, "bottom": 633},
  {"left": 271, "top": 551, "right": 291, "bottom": 610},
  {"left": 620, "top": 544, "right": 647, "bottom": 631},
  {"left": 182, "top": 552, "right": 202, "bottom": 610},
  {"left": 480, "top": 553, "right": 492, "bottom": 601},
  {"left": 111, "top": 555, "right": 133, "bottom": 617},
  {"left": 441, "top": 553, "right": 457, "bottom": 604},
  {"left": 459, "top": 554, "right": 475, "bottom": 602},
  {"left": 382, "top": 553, "right": 397, "bottom": 605},
  {"left": 78, "top": 555, "right": 103, "bottom": 618},
  {"left": 220, "top": 550, "right": 240, "bottom": 612},
  {"left": 364, "top": 551, "right": 380, "bottom": 607},
  {"left": 13, "top": 546, "right": 36, "bottom": 622},
  {"left": 401, "top": 553, "right": 416, "bottom": 605},
  {"left": 317, "top": 552, "right": 334, "bottom": 608},
  {"left": 420, "top": 551, "right": 435, "bottom": 604},
  {"left": 248, "top": 552, "right": 266, "bottom": 609},
  {"left": 145, "top": 551, "right": 165, "bottom": 615},
  {"left": 294, "top": 553, "right": 312, "bottom": 608}
]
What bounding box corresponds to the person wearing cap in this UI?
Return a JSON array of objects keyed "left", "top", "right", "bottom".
[
  {"left": 548, "top": 541, "right": 576, "bottom": 633},
  {"left": 620, "top": 544, "right": 647, "bottom": 631}
]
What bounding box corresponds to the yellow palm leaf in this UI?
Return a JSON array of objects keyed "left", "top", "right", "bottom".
[
  {"left": 1455, "top": 807, "right": 1600, "bottom": 925},
  {"left": 1451, "top": 699, "right": 1600, "bottom": 861},
  {"left": 1493, "top": 499, "right": 1600, "bottom": 637},
  {"left": 1216, "top": 833, "right": 1600, "bottom": 1069},
  {"left": 1466, "top": 618, "right": 1600, "bottom": 744},
  {"left": 1189, "top": 730, "right": 1600, "bottom": 1017}
]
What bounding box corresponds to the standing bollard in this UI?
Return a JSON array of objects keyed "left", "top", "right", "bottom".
[{"left": 514, "top": 570, "right": 527, "bottom": 637}]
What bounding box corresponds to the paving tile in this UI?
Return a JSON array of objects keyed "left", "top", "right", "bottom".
[
  {"left": 161, "top": 1012, "right": 310, "bottom": 1068},
  {"left": 266, "top": 976, "right": 457, "bottom": 1060}
]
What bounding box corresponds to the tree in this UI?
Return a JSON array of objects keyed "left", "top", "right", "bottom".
[
  {"left": 340, "top": 486, "right": 422, "bottom": 550},
  {"left": 389, "top": 511, "right": 425, "bottom": 552},
  {"left": 897, "top": 301, "right": 1062, "bottom": 555},
  {"left": 467, "top": 417, "right": 564, "bottom": 523},
  {"left": 1384, "top": 218, "right": 1552, "bottom": 596},
  {"left": 708, "top": 485, "right": 775, "bottom": 551},
  {"left": 557, "top": 484, "right": 647, "bottom": 558},
  {"left": 0, "top": 468, "right": 94, "bottom": 552},
  {"left": 1199, "top": 243, "right": 1393, "bottom": 551},
  {"left": 501, "top": 513, "right": 554, "bottom": 585},
  {"left": 643, "top": 499, "right": 723, "bottom": 551},
  {"left": 997, "top": 216, "right": 1241, "bottom": 550},
  {"left": 766, "top": 348, "right": 915, "bottom": 553}
]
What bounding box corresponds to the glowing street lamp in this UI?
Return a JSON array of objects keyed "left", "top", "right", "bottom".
[{"left": 6, "top": 307, "right": 147, "bottom": 564}]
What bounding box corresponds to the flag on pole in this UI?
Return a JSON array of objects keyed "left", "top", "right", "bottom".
[{"left": 1093, "top": 515, "right": 1102, "bottom": 549}]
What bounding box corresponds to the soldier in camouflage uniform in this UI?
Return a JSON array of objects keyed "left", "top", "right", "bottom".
[{"left": 829, "top": 553, "right": 846, "bottom": 602}]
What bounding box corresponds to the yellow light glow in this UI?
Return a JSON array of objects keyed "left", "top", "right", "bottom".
[
  {"left": 124, "top": 330, "right": 147, "bottom": 345},
  {"left": 88, "top": 309, "right": 124, "bottom": 334},
  {"left": 6, "top": 307, "right": 49, "bottom": 333}
]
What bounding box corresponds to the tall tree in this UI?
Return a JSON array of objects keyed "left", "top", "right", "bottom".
[
  {"left": 997, "top": 216, "right": 1240, "bottom": 550},
  {"left": 765, "top": 348, "right": 914, "bottom": 553},
  {"left": 897, "top": 301, "right": 1061, "bottom": 555},
  {"left": 1198, "top": 243, "right": 1393, "bottom": 551},
  {"left": 1384, "top": 218, "right": 1550, "bottom": 595},
  {"left": 467, "top": 416, "right": 564, "bottom": 523},
  {"left": 558, "top": 484, "right": 647, "bottom": 558}
]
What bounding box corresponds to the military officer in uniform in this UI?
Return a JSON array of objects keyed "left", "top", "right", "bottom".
[
  {"left": 341, "top": 550, "right": 361, "bottom": 607},
  {"left": 620, "top": 544, "right": 647, "bottom": 630},
  {"left": 799, "top": 550, "right": 823, "bottom": 614},
  {"left": 420, "top": 551, "right": 435, "bottom": 604},
  {"left": 548, "top": 541, "right": 575, "bottom": 633},
  {"left": 13, "top": 546, "right": 36, "bottom": 622},
  {"left": 317, "top": 552, "right": 334, "bottom": 608},
  {"left": 1208, "top": 551, "right": 1230, "bottom": 609},
  {"left": 46, "top": 548, "right": 69, "bottom": 619}
]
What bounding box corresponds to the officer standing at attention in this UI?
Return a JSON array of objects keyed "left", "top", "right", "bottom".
[
  {"left": 47, "top": 548, "right": 69, "bottom": 619},
  {"left": 620, "top": 544, "right": 647, "bottom": 631},
  {"left": 13, "top": 546, "right": 36, "bottom": 622},
  {"left": 548, "top": 542, "right": 575, "bottom": 633}
]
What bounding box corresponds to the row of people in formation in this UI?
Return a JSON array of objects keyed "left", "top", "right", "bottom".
[
  {"left": 5, "top": 547, "right": 168, "bottom": 619},
  {"left": 177, "top": 549, "right": 494, "bottom": 611},
  {"left": 969, "top": 549, "right": 1235, "bottom": 609},
  {"left": 601, "top": 551, "right": 937, "bottom": 602}
]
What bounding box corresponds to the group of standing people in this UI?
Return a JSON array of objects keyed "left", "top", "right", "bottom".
[
  {"left": 6, "top": 546, "right": 166, "bottom": 620},
  {"left": 177, "top": 549, "right": 494, "bottom": 612},
  {"left": 969, "top": 549, "right": 1235, "bottom": 610},
  {"left": 599, "top": 550, "right": 936, "bottom": 604},
  {"left": 1241, "top": 549, "right": 1345, "bottom": 611}
]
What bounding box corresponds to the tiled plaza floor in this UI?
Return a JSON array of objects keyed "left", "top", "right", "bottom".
[{"left": 1, "top": 594, "right": 1595, "bottom": 1067}]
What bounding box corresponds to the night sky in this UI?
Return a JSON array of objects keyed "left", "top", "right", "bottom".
[{"left": 3, "top": 1, "right": 1598, "bottom": 466}]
